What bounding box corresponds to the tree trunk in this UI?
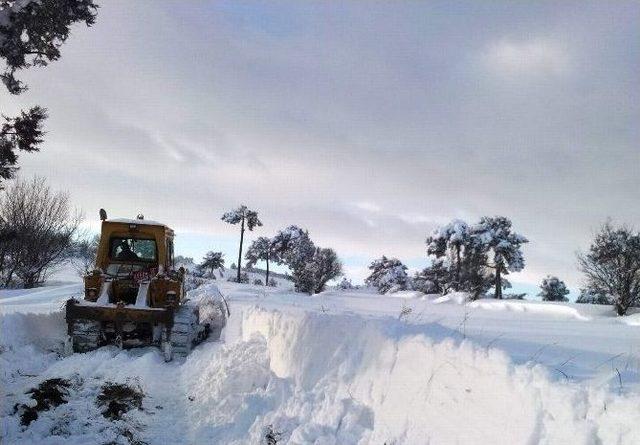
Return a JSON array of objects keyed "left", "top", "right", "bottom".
[
  {"left": 495, "top": 264, "right": 502, "bottom": 299},
  {"left": 265, "top": 256, "right": 270, "bottom": 286},
  {"left": 455, "top": 244, "right": 461, "bottom": 290},
  {"left": 237, "top": 216, "right": 245, "bottom": 282},
  {"left": 615, "top": 296, "right": 628, "bottom": 316}
]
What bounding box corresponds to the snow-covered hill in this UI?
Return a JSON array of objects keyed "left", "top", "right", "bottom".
[{"left": 1, "top": 274, "right": 639, "bottom": 444}]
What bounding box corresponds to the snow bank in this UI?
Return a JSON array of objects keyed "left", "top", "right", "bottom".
[
  {"left": 0, "top": 311, "right": 67, "bottom": 352},
  {"left": 468, "top": 299, "right": 592, "bottom": 321},
  {"left": 240, "top": 306, "right": 640, "bottom": 444}
]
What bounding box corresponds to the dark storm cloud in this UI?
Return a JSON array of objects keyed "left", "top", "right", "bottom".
[{"left": 2, "top": 0, "right": 638, "bottom": 287}]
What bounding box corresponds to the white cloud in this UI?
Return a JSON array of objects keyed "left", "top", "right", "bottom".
[
  {"left": 484, "top": 38, "right": 569, "bottom": 76},
  {"left": 354, "top": 201, "right": 382, "bottom": 213}
]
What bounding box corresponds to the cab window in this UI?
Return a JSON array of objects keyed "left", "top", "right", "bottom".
[{"left": 109, "top": 237, "right": 157, "bottom": 262}]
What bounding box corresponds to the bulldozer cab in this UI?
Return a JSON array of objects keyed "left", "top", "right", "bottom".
[
  {"left": 83, "top": 217, "right": 180, "bottom": 306},
  {"left": 96, "top": 218, "right": 175, "bottom": 279}
]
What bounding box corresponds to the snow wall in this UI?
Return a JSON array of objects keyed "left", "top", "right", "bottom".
[{"left": 240, "top": 306, "right": 640, "bottom": 444}]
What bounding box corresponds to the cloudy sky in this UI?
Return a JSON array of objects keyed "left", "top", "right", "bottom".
[{"left": 3, "top": 1, "right": 639, "bottom": 293}]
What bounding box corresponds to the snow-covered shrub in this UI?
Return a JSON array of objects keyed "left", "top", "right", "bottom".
[
  {"left": 365, "top": 256, "right": 409, "bottom": 294},
  {"left": 538, "top": 276, "right": 570, "bottom": 302},
  {"left": 184, "top": 273, "right": 207, "bottom": 292},
  {"left": 15, "top": 378, "right": 72, "bottom": 426},
  {"left": 228, "top": 272, "right": 249, "bottom": 284},
  {"left": 578, "top": 222, "right": 640, "bottom": 315},
  {"left": 268, "top": 278, "right": 277, "bottom": 287},
  {"left": 576, "top": 287, "right": 612, "bottom": 305},
  {"left": 337, "top": 277, "right": 354, "bottom": 290},
  {"left": 253, "top": 278, "right": 264, "bottom": 286},
  {"left": 96, "top": 381, "right": 144, "bottom": 420}
]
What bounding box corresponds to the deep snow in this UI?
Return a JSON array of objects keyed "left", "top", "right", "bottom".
[{"left": 1, "top": 270, "right": 639, "bottom": 444}]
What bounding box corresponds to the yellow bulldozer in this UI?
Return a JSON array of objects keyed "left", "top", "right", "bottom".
[{"left": 65, "top": 211, "right": 228, "bottom": 361}]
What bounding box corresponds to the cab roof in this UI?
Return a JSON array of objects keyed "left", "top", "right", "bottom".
[{"left": 106, "top": 218, "right": 167, "bottom": 227}]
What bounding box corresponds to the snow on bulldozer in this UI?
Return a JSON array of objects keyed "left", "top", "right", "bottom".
[{"left": 65, "top": 210, "right": 228, "bottom": 361}]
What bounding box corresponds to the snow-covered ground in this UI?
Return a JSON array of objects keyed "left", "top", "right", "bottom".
[{"left": 1, "top": 269, "right": 639, "bottom": 444}]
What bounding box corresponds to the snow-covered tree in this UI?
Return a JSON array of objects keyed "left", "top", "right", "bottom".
[
  {"left": 413, "top": 258, "right": 452, "bottom": 295},
  {"left": 470, "top": 216, "right": 528, "bottom": 299},
  {"left": 270, "top": 226, "right": 342, "bottom": 294},
  {"left": 271, "top": 225, "right": 315, "bottom": 292},
  {"left": 0, "top": 0, "right": 97, "bottom": 184},
  {"left": 425, "top": 218, "right": 494, "bottom": 298},
  {"left": 538, "top": 275, "right": 570, "bottom": 302},
  {"left": 198, "top": 251, "right": 225, "bottom": 278},
  {"left": 308, "top": 247, "right": 342, "bottom": 294},
  {"left": 1, "top": 107, "right": 47, "bottom": 183},
  {"left": 365, "top": 256, "right": 409, "bottom": 294},
  {"left": 578, "top": 222, "right": 640, "bottom": 315},
  {"left": 426, "top": 219, "right": 469, "bottom": 289},
  {"left": 271, "top": 226, "right": 315, "bottom": 268},
  {"left": 222, "top": 205, "right": 262, "bottom": 282},
  {"left": 245, "top": 236, "right": 278, "bottom": 285}
]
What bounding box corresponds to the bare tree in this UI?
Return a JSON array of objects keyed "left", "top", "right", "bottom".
[
  {"left": 69, "top": 232, "right": 99, "bottom": 276},
  {"left": 0, "top": 176, "right": 81, "bottom": 288},
  {"left": 578, "top": 222, "right": 640, "bottom": 315}
]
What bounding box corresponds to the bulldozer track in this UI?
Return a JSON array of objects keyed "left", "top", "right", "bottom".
[{"left": 70, "top": 319, "right": 102, "bottom": 352}]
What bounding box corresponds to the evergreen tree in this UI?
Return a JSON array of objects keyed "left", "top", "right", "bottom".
[
  {"left": 198, "top": 251, "right": 225, "bottom": 278},
  {"left": 538, "top": 275, "right": 570, "bottom": 302},
  {"left": 426, "top": 220, "right": 469, "bottom": 289},
  {"left": 271, "top": 225, "right": 315, "bottom": 292},
  {"left": 309, "top": 247, "right": 342, "bottom": 294},
  {"left": 270, "top": 226, "right": 342, "bottom": 294},
  {"left": 425, "top": 218, "right": 494, "bottom": 298},
  {"left": 245, "top": 236, "right": 277, "bottom": 285},
  {"left": 0, "top": 0, "right": 97, "bottom": 184},
  {"left": 222, "top": 205, "right": 262, "bottom": 282},
  {"left": 365, "top": 256, "right": 409, "bottom": 294},
  {"left": 470, "top": 216, "right": 528, "bottom": 299}
]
